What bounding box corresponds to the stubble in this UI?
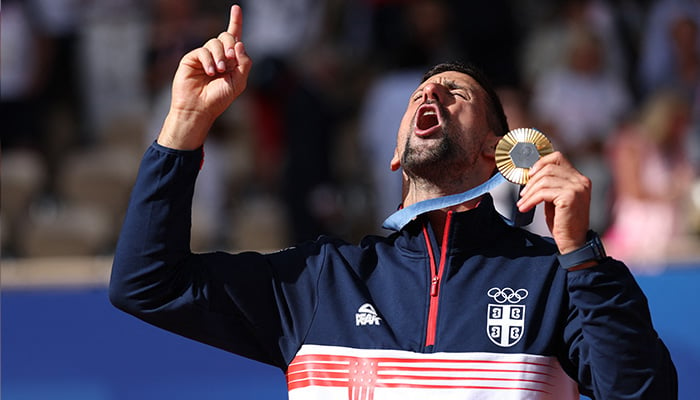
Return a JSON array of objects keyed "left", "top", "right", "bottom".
[{"left": 401, "top": 109, "right": 479, "bottom": 188}]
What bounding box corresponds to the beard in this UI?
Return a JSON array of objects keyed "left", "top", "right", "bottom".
[
  {"left": 401, "top": 110, "right": 477, "bottom": 185},
  {"left": 401, "top": 130, "right": 457, "bottom": 182}
]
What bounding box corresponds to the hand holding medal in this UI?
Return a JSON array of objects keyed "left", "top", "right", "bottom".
[{"left": 495, "top": 128, "right": 554, "bottom": 185}]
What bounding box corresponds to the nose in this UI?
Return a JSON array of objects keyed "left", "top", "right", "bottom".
[{"left": 422, "top": 82, "right": 444, "bottom": 103}]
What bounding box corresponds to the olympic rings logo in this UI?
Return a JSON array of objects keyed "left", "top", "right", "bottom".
[{"left": 487, "top": 287, "right": 529, "bottom": 304}]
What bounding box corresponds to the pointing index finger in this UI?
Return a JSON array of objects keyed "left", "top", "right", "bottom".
[{"left": 227, "top": 4, "right": 243, "bottom": 38}]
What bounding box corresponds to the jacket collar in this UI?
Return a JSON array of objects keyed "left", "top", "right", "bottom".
[{"left": 395, "top": 194, "right": 512, "bottom": 254}]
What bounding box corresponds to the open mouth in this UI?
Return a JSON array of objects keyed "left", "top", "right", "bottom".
[{"left": 415, "top": 104, "right": 440, "bottom": 135}]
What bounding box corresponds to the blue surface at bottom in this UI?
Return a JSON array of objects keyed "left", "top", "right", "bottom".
[
  {"left": 1, "top": 287, "right": 287, "bottom": 400},
  {"left": 634, "top": 266, "right": 700, "bottom": 399},
  {"left": 2, "top": 265, "right": 699, "bottom": 399}
]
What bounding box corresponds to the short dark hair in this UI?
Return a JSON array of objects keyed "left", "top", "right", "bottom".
[{"left": 422, "top": 62, "right": 509, "bottom": 136}]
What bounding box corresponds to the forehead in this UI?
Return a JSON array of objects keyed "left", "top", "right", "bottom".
[{"left": 418, "top": 71, "right": 483, "bottom": 93}]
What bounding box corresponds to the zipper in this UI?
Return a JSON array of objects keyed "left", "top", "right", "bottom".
[{"left": 423, "top": 211, "right": 453, "bottom": 347}]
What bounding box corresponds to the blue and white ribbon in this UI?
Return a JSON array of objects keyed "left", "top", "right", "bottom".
[{"left": 382, "top": 173, "right": 510, "bottom": 231}]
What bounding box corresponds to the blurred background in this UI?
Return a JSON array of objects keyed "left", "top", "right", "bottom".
[{"left": 2, "top": 0, "right": 700, "bottom": 399}]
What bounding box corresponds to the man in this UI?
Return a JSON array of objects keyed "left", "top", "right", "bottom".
[{"left": 110, "top": 5, "right": 677, "bottom": 399}]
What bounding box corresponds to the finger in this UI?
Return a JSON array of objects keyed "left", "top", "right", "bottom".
[
  {"left": 204, "top": 38, "right": 227, "bottom": 73},
  {"left": 518, "top": 173, "right": 590, "bottom": 215},
  {"left": 185, "top": 47, "right": 217, "bottom": 76},
  {"left": 218, "top": 32, "right": 238, "bottom": 58},
  {"left": 518, "top": 172, "right": 576, "bottom": 211},
  {"left": 227, "top": 4, "right": 243, "bottom": 38},
  {"left": 529, "top": 151, "right": 571, "bottom": 176},
  {"left": 234, "top": 41, "right": 252, "bottom": 80},
  {"left": 521, "top": 158, "right": 578, "bottom": 197},
  {"left": 517, "top": 185, "right": 545, "bottom": 212},
  {"left": 518, "top": 186, "right": 561, "bottom": 212}
]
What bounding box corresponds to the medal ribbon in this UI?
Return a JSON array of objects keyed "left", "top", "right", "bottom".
[{"left": 382, "top": 173, "right": 509, "bottom": 231}]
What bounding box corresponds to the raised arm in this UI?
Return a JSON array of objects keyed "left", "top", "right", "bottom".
[
  {"left": 108, "top": 6, "right": 295, "bottom": 365},
  {"left": 157, "top": 4, "right": 252, "bottom": 150}
]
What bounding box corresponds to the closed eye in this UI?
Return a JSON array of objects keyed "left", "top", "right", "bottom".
[{"left": 451, "top": 90, "right": 470, "bottom": 100}]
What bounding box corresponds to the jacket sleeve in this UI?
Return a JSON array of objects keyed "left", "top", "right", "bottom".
[
  {"left": 562, "top": 258, "right": 678, "bottom": 399},
  {"left": 109, "top": 143, "right": 320, "bottom": 369}
]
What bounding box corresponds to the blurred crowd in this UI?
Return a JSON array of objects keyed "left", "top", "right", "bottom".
[{"left": 2, "top": 0, "right": 700, "bottom": 271}]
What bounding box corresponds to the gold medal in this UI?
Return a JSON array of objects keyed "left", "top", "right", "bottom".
[{"left": 495, "top": 128, "right": 554, "bottom": 185}]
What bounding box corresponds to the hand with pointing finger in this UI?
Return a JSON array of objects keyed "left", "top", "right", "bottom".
[{"left": 158, "top": 5, "right": 252, "bottom": 150}]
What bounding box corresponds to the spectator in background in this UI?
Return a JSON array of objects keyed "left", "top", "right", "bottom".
[
  {"left": 145, "top": 0, "right": 230, "bottom": 250},
  {"left": 79, "top": 0, "right": 148, "bottom": 142},
  {"left": 449, "top": 0, "right": 521, "bottom": 87},
  {"left": 638, "top": 0, "right": 700, "bottom": 98},
  {"left": 240, "top": 0, "right": 327, "bottom": 62},
  {"left": 520, "top": 0, "right": 630, "bottom": 92},
  {"left": 654, "top": 12, "right": 700, "bottom": 175},
  {"left": 247, "top": 57, "right": 339, "bottom": 243},
  {"left": 605, "top": 90, "right": 695, "bottom": 270},
  {"left": 1, "top": 0, "right": 46, "bottom": 151},
  {"left": 146, "top": 0, "right": 221, "bottom": 142},
  {"left": 8, "top": 0, "right": 85, "bottom": 197},
  {"left": 637, "top": 0, "right": 700, "bottom": 220},
  {"left": 531, "top": 27, "right": 633, "bottom": 155},
  {"left": 666, "top": 14, "right": 700, "bottom": 100},
  {"left": 530, "top": 26, "right": 633, "bottom": 232},
  {"left": 369, "top": 0, "right": 457, "bottom": 70},
  {"left": 1, "top": 0, "right": 49, "bottom": 256},
  {"left": 666, "top": 14, "right": 700, "bottom": 174}
]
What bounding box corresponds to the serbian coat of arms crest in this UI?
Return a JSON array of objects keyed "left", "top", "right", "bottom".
[{"left": 486, "top": 287, "right": 528, "bottom": 347}]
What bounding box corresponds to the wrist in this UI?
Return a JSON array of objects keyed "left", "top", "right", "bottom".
[
  {"left": 157, "top": 109, "right": 213, "bottom": 150},
  {"left": 565, "top": 260, "right": 599, "bottom": 271},
  {"left": 557, "top": 230, "right": 607, "bottom": 270}
]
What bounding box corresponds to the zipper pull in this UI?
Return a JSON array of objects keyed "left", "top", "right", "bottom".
[{"left": 430, "top": 276, "right": 439, "bottom": 297}]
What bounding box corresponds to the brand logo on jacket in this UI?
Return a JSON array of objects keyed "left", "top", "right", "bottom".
[
  {"left": 486, "top": 287, "right": 528, "bottom": 347},
  {"left": 355, "top": 303, "right": 382, "bottom": 326}
]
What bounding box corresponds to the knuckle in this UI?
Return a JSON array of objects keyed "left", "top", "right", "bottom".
[{"left": 578, "top": 176, "right": 592, "bottom": 191}]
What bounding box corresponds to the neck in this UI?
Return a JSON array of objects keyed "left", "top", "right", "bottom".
[{"left": 401, "top": 168, "right": 492, "bottom": 210}]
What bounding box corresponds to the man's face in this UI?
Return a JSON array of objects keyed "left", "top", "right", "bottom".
[{"left": 391, "top": 71, "right": 498, "bottom": 186}]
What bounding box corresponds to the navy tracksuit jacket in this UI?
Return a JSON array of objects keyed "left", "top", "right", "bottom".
[{"left": 110, "top": 143, "right": 677, "bottom": 399}]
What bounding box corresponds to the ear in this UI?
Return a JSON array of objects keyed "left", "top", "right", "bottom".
[{"left": 390, "top": 147, "right": 401, "bottom": 171}]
